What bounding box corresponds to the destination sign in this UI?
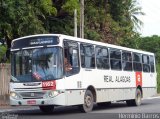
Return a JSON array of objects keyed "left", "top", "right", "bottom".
[
  {"left": 11, "top": 36, "right": 59, "bottom": 49},
  {"left": 30, "top": 38, "right": 54, "bottom": 45}
]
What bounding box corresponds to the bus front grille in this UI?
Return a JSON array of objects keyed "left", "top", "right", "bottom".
[{"left": 19, "top": 92, "right": 45, "bottom": 99}]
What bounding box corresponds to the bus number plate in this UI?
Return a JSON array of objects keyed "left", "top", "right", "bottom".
[
  {"left": 42, "top": 80, "right": 56, "bottom": 90},
  {"left": 27, "top": 100, "right": 36, "bottom": 105}
]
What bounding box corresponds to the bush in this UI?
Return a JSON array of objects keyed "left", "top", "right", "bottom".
[{"left": 157, "top": 63, "right": 160, "bottom": 93}]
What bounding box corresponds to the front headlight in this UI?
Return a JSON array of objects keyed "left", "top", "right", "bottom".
[
  {"left": 48, "top": 90, "right": 60, "bottom": 98},
  {"left": 10, "top": 92, "right": 21, "bottom": 99}
]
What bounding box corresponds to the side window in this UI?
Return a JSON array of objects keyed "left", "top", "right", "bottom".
[
  {"left": 95, "top": 46, "right": 109, "bottom": 69},
  {"left": 64, "top": 40, "right": 80, "bottom": 75},
  {"left": 80, "top": 44, "right": 95, "bottom": 68},
  {"left": 133, "top": 53, "right": 142, "bottom": 71},
  {"left": 110, "top": 48, "right": 122, "bottom": 70},
  {"left": 142, "top": 55, "right": 150, "bottom": 72},
  {"left": 122, "top": 51, "right": 132, "bottom": 71},
  {"left": 150, "top": 55, "right": 155, "bottom": 72}
]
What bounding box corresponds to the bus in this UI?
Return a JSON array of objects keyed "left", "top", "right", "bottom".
[{"left": 10, "top": 34, "right": 157, "bottom": 113}]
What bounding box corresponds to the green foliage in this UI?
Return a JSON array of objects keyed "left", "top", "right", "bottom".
[
  {"left": 139, "top": 35, "right": 160, "bottom": 63},
  {"left": 0, "top": 0, "right": 57, "bottom": 43},
  {"left": 119, "top": 33, "right": 141, "bottom": 49},
  {"left": 157, "top": 64, "right": 160, "bottom": 93},
  {"left": 62, "top": 0, "right": 80, "bottom": 15},
  {"left": 39, "top": 0, "right": 57, "bottom": 16},
  {"left": 85, "top": 29, "right": 101, "bottom": 41},
  {"left": 0, "top": 45, "right": 7, "bottom": 61}
]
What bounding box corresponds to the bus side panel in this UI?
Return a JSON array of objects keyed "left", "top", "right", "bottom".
[
  {"left": 142, "top": 71, "right": 157, "bottom": 98},
  {"left": 96, "top": 88, "right": 136, "bottom": 102},
  {"left": 142, "top": 88, "right": 157, "bottom": 98},
  {"left": 63, "top": 72, "right": 85, "bottom": 105},
  {"left": 65, "top": 90, "right": 85, "bottom": 105}
]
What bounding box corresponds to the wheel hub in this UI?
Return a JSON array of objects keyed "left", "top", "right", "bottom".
[
  {"left": 85, "top": 95, "right": 92, "bottom": 107},
  {"left": 136, "top": 92, "right": 141, "bottom": 105}
]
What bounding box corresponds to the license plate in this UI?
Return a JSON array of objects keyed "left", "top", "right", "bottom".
[{"left": 27, "top": 100, "right": 36, "bottom": 105}]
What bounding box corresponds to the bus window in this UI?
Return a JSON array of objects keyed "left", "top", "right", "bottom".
[
  {"left": 142, "top": 55, "right": 150, "bottom": 72},
  {"left": 133, "top": 53, "right": 142, "bottom": 71},
  {"left": 11, "top": 51, "right": 22, "bottom": 76},
  {"left": 32, "top": 48, "right": 63, "bottom": 80},
  {"left": 122, "top": 51, "right": 132, "bottom": 71},
  {"left": 95, "top": 46, "right": 109, "bottom": 69},
  {"left": 80, "top": 44, "right": 95, "bottom": 68},
  {"left": 150, "top": 55, "right": 155, "bottom": 72},
  {"left": 64, "top": 40, "right": 80, "bottom": 75},
  {"left": 110, "top": 48, "right": 122, "bottom": 70}
]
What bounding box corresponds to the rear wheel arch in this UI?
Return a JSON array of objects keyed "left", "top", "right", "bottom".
[{"left": 137, "top": 85, "right": 143, "bottom": 98}]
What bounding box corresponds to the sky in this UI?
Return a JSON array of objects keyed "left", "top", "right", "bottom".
[{"left": 138, "top": 0, "right": 160, "bottom": 36}]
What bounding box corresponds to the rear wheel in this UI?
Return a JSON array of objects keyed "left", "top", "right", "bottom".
[
  {"left": 126, "top": 88, "right": 142, "bottom": 106},
  {"left": 39, "top": 105, "right": 54, "bottom": 113},
  {"left": 79, "top": 90, "right": 94, "bottom": 113}
]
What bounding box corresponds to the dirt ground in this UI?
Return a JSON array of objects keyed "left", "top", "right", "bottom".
[{"left": 0, "top": 95, "right": 10, "bottom": 108}]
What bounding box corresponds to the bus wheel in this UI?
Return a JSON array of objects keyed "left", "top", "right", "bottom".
[
  {"left": 126, "top": 88, "right": 142, "bottom": 106},
  {"left": 97, "top": 102, "right": 111, "bottom": 107},
  {"left": 79, "top": 90, "right": 94, "bottom": 113},
  {"left": 39, "top": 105, "right": 54, "bottom": 113}
]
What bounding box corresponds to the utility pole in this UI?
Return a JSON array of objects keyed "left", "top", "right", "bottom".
[
  {"left": 74, "top": 9, "right": 77, "bottom": 37},
  {"left": 80, "top": 0, "right": 84, "bottom": 38}
]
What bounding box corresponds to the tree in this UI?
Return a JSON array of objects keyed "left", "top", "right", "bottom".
[
  {"left": 126, "top": 0, "right": 145, "bottom": 30},
  {"left": 84, "top": 0, "right": 123, "bottom": 43},
  {"left": 0, "top": 0, "right": 57, "bottom": 60},
  {"left": 0, "top": 0, "right": 145, "bottom": 62}
]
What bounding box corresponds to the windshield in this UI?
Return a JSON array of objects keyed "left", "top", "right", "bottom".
[{"left": 11, "top": 47, "right": 63, "bottom": 82}]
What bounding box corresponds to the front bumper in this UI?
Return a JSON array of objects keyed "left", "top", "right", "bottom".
[{"left": 10, "top": 92, "right": 66, "bottom": 106}]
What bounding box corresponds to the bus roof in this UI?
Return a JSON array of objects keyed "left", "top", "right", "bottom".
[{"left": 12, "top": 34, "right": 154, "bottom": 55}]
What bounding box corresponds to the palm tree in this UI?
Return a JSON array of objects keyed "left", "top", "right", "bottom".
[{"left": 127, "top": 0, "right": 145, "bottom": 30}]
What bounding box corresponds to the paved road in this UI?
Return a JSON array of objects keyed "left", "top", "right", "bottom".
[{"left": 1, "top": 97, "right": 160, "bottom": 119}]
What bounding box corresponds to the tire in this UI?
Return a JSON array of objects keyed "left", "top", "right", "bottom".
[
  {"left": 97, "top": 102, "right": 111, "bottom": 107},
  {"left": 79, "top": 90, "right": 94, "bottom": 113},
  {"left": 126, "top": 88, "right": 142, "bottom": 106},
  {"left": 39, "top": 105, "right": 54, "bottom": 113},
  {"left": 126, "top": 100, "right": 132, "bottom": 106}
]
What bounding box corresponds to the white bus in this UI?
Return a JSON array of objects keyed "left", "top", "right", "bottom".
[{"left": 10, "top": 34, "right": 157, "bottom": 113}]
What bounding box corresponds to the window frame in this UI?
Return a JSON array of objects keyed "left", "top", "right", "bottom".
[
  {"left": 122, "top": 51, "right": 133, "bottom": 71},
  {"left": 133, "top": 52, "right": 142, "bottom": 71},
  {"left": 109, "top": 48, "right": 122, "bottom": 70},
  {"left": 80, "top": 43, "right": 95, "bottom": 69},
  {"left": 150, "top": 55, "right": 155, "bottom": 73},
  {"left": 95, "top": 46, "right": 110, "bottom": 70},
  {"left": 63, "top": 40, "right": 80, "bottom": 76},
  {"left": 142, "top": 54, "right": 150, "bottom": 73}
]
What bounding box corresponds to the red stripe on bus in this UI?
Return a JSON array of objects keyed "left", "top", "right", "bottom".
[{"left": 136, "top": 72, "right": 142, "bottom": 87}]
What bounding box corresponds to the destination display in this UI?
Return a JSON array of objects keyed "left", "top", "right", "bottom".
[{"left": 11, "top": 36, "right": 59, "bottom": 49}]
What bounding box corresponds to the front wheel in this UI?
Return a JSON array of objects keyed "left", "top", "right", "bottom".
[
  {"left": 126, "top": 88, "right": 142, "bottom": 106},
  {"left": 79, "top": 90, "right": 94, "bottom": 113},
  {"left": 39, "top": 105, "right": 54, "bottom": 113}
]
